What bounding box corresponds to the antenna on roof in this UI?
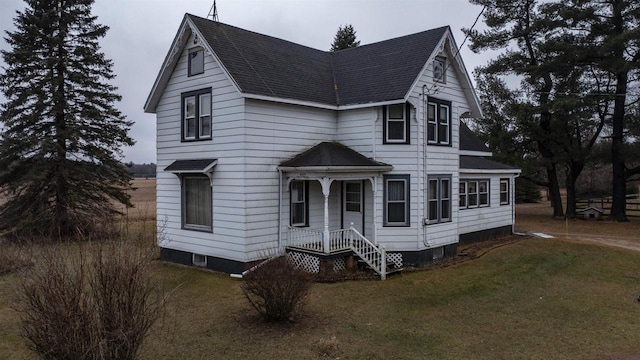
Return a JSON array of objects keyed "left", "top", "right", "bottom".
[{"left": 208, "top": 0, "right": 219, "bottom": 22}]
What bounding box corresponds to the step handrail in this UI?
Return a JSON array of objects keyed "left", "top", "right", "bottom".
[{"left": 349, "top": 225, "right": 386, "bottom": 280}]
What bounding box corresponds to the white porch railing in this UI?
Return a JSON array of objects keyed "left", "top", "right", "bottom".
[{"left": 287, "top": 225, "right": 387, "bottom": 280}]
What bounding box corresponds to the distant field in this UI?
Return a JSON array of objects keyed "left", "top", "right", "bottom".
[{"left": 121, "top": 178, "right": 156, "bottom": 221}]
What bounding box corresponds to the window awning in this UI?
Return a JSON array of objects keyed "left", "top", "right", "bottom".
[{"left": 164, "top": 159, "right": 218, "bottom": 181}]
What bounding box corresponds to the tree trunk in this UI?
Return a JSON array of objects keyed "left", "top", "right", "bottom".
[
  {"left": 609, "top": 71, "right": 628, "bottom": 222},
  {"left": 547, "top": 165, "right": 565, "bottom": 219},
  {"left": 609, "top": 0, "right": 628, "bottom": 222},
  {"left": 565, "top": 160, "right": 584, "bottom": 219},
  {"left": 54, "top": 9, "right": 69, "bottom": 236}
]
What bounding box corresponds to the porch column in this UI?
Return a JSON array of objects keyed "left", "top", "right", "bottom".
[
  {"left": 370, "top": 177, "right": 378, "bottom": 245},
  {"left": 319, "top": 177, "right": 333, "bottom": 254}
]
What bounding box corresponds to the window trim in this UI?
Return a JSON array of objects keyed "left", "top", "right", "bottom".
[
  {"left": 383, "top": 174, "right": 410, "bottom": 227},
  {"left": 500, "top": 178, "right": 510, "bottom": 205},
  {"left": 459, "top": 179, "right": 490, "bottom": 209},
  {"left": 181, "top": 174, "right": 213, "bottom": 232},
  {"left": 181, "top": 88, "right": 212, "bottom": 142},
  {"left": 433, "top": 56, "right": 446, "bottom": 83},
  {"left": 427, "top": 175, "right": 452, "bottom": 225},
  {"left": 383, "top": 103, "right": 411, "bottom": 144},
  {"left": 427, "top": 97, "right": 451, "bottom": 146},
  {"left": 188, "top": 47, "right": 204, "bottom": 76},
  {"left": 290, "top": 180, "right": 309, "bottom": 227}
]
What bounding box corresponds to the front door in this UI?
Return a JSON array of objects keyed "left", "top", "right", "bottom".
[{"left": 343, "top": 181, "right": 364, "bottom": 235}]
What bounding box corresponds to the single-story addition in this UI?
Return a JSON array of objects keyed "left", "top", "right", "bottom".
[{"left": 144, "top": 14, "right": 521, "bottom": 279}]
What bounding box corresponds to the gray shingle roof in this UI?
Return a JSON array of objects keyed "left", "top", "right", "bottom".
[
  {"left": 280, "top": 142, "right": 391, "bottom": 168},
  {"left": 459, "top": 156, "right": 518, "bottom": 171},
  {"left": 164, "top": 159, "right": 217, "bottom": 172},
  {"left": 187, "top": 14, "right": 447, "bottom": 106},
  {"left": 459, "top": 122, "right": 490, "bottom": 153}
]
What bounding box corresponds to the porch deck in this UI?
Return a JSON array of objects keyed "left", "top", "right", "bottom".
[{"left": 286, "top": 226, "right": 394, "bottom": 279}]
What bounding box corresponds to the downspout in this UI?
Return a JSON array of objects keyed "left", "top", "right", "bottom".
[
  {"left": 373, "top": 107, "right": 379, "bottom": 159},
  {"left": 278, "top": 167, "right": 283, "bottom": 250},
  {"left": 512, "top": 173, "right": 521, "bottom": 235},
  {"left": 422, "top": 84, "right": 430, "bottom": 247},
  {"left": 414, "top": 100, "right": 421, "bottom": 247}
]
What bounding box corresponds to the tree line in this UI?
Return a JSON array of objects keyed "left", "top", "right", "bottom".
[{"left": 465, "top": 0, "right": 640, "bottom": 221}]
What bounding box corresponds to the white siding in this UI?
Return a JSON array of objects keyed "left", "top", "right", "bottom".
[
  {"left": 156, "top": 33, "right": 248, "bottom": 262},
  {"left": 243, "top": 99, "right": 337, "bottom": 259},
  {"left": 458, "top": 174, "right": 515, "bottom": 235},
  {"left": 154, "top": 31, "right": 515, "bottom": 264}
]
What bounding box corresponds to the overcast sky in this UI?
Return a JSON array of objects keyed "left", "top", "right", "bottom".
[{"left": 0, "top": 0, "right": 492, "bottom": 164}]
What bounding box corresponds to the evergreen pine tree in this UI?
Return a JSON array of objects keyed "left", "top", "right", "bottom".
[
  {"left": 330, "top": 24, "right": 360, "bottom": 52},
  {"left": 0, "top": 0, "right": 134, "bottom": 237}
]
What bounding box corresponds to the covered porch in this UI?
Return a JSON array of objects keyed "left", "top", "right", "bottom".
[{"left": 278, "top": 142, "right": 394, "bottom": 278}]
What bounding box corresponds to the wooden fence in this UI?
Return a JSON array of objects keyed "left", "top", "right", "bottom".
[{"left": 576, "top": 193, "right": 640, "bottom": 218}]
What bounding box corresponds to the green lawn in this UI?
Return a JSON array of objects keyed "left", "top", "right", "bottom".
[{"left": 2, "top": 237, "right": 640, "bottom": 359}]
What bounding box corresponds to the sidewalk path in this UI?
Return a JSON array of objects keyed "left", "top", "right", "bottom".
[{"left": 531, "top": 232, "right": 640, "bottom": 252}]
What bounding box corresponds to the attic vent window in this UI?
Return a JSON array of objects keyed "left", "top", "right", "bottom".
[
  {"left": 188, "top": 48, "right": 204, "bottom": 76},
  {"left": 433, "top": 57, "right": 445, "bottom": 83}
]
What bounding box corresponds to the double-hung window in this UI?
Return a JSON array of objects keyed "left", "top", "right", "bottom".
[
  {"left": 383, "top": 103, "right": 410, "bottom": 144},
  {"left": 384, "top": 175, "right": 410, "bottom": 226},
  {"left": 459, "top": 179, "right": 490, "bottom": 209},
  {"left": 188, "top": 48, "right": 204, "bottom": 76},
  {"left": 427, "top": 97, "right": 451, "bottom": 146},
  {"left": 500, "top": 178, "right": 510, "bottom": 205},
  {"left": 290, "top": 180, "right": 309, "bottom": 227},
  {"left": 182, "top": 88, "right": 211, "bottom": 141},
  {"left": 182, "top": 175, "right": 212, "bottom": 231},
  {"left": 427, "top": 175, "right": 451, "bottom": 224}
]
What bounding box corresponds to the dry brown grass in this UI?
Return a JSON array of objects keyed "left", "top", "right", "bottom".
[
  {"left": 121, "top": 178, "right": 156, "bottom": 221},
  {"left": 3, "top": 181, "right": 640, "bottom": 359},
  {"left": 516, "top": 201, "right": 640, "bottom": 241}
]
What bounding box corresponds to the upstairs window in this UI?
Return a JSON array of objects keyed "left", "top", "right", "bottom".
[
  {"left": 290, "top": 181, "right": 309, "bottom": 227},
  {"left": 188, "top": 48, "right": 204, "bottom": 76},
  {"left": 383, "top": 103, "right": 410, "bottom": 144},
  {"left": 182, "top": 88, "right": 211, "bottom": 141},
  {"left": 427, "top": 97, "right": 451, "bottom": 146},
  {"left": 500, "top": 178, "right": 510, "bottom": 205},
  {"left": 433, "top": 57, "right": 446, "bottom": 83}
]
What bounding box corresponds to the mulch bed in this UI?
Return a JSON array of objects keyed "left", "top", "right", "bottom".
[{"left": 315, "top": 234, "right": 529, "bottom": 282}]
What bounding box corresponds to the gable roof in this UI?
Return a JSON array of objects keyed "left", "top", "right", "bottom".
[
  {"left": 459, "top": 122, "right": 491, "bottom": 153},
  {"left": 189, "top": 14, "right": 447, "bottom": 107},
  {"left": 279, "top": 142, "right": 392, "bottom": 170},
  {"left": 145, "top": 14, "right": 473, "bottom": 112},
  {"left": 188, "top": 15, "right": 337, "bottom": 105}
]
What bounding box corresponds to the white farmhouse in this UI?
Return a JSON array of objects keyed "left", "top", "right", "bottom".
[{"left": 144, "top": 14, "right": 520, "bottom": 278}]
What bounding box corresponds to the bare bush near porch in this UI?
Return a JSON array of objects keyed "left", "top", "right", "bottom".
[
  {"left": 15, "top": 239, "right": 164, "bottom": 359},
  {"left": 241, "top": 256, "right": 313, "bottom": 322}
]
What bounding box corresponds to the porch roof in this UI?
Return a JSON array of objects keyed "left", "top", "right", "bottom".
[
  {"left": 460, "top": 156, "right": 520, "bottom": 173},
  {"left": 279, "top": 142, "right": 392, "bottom": 172}
]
